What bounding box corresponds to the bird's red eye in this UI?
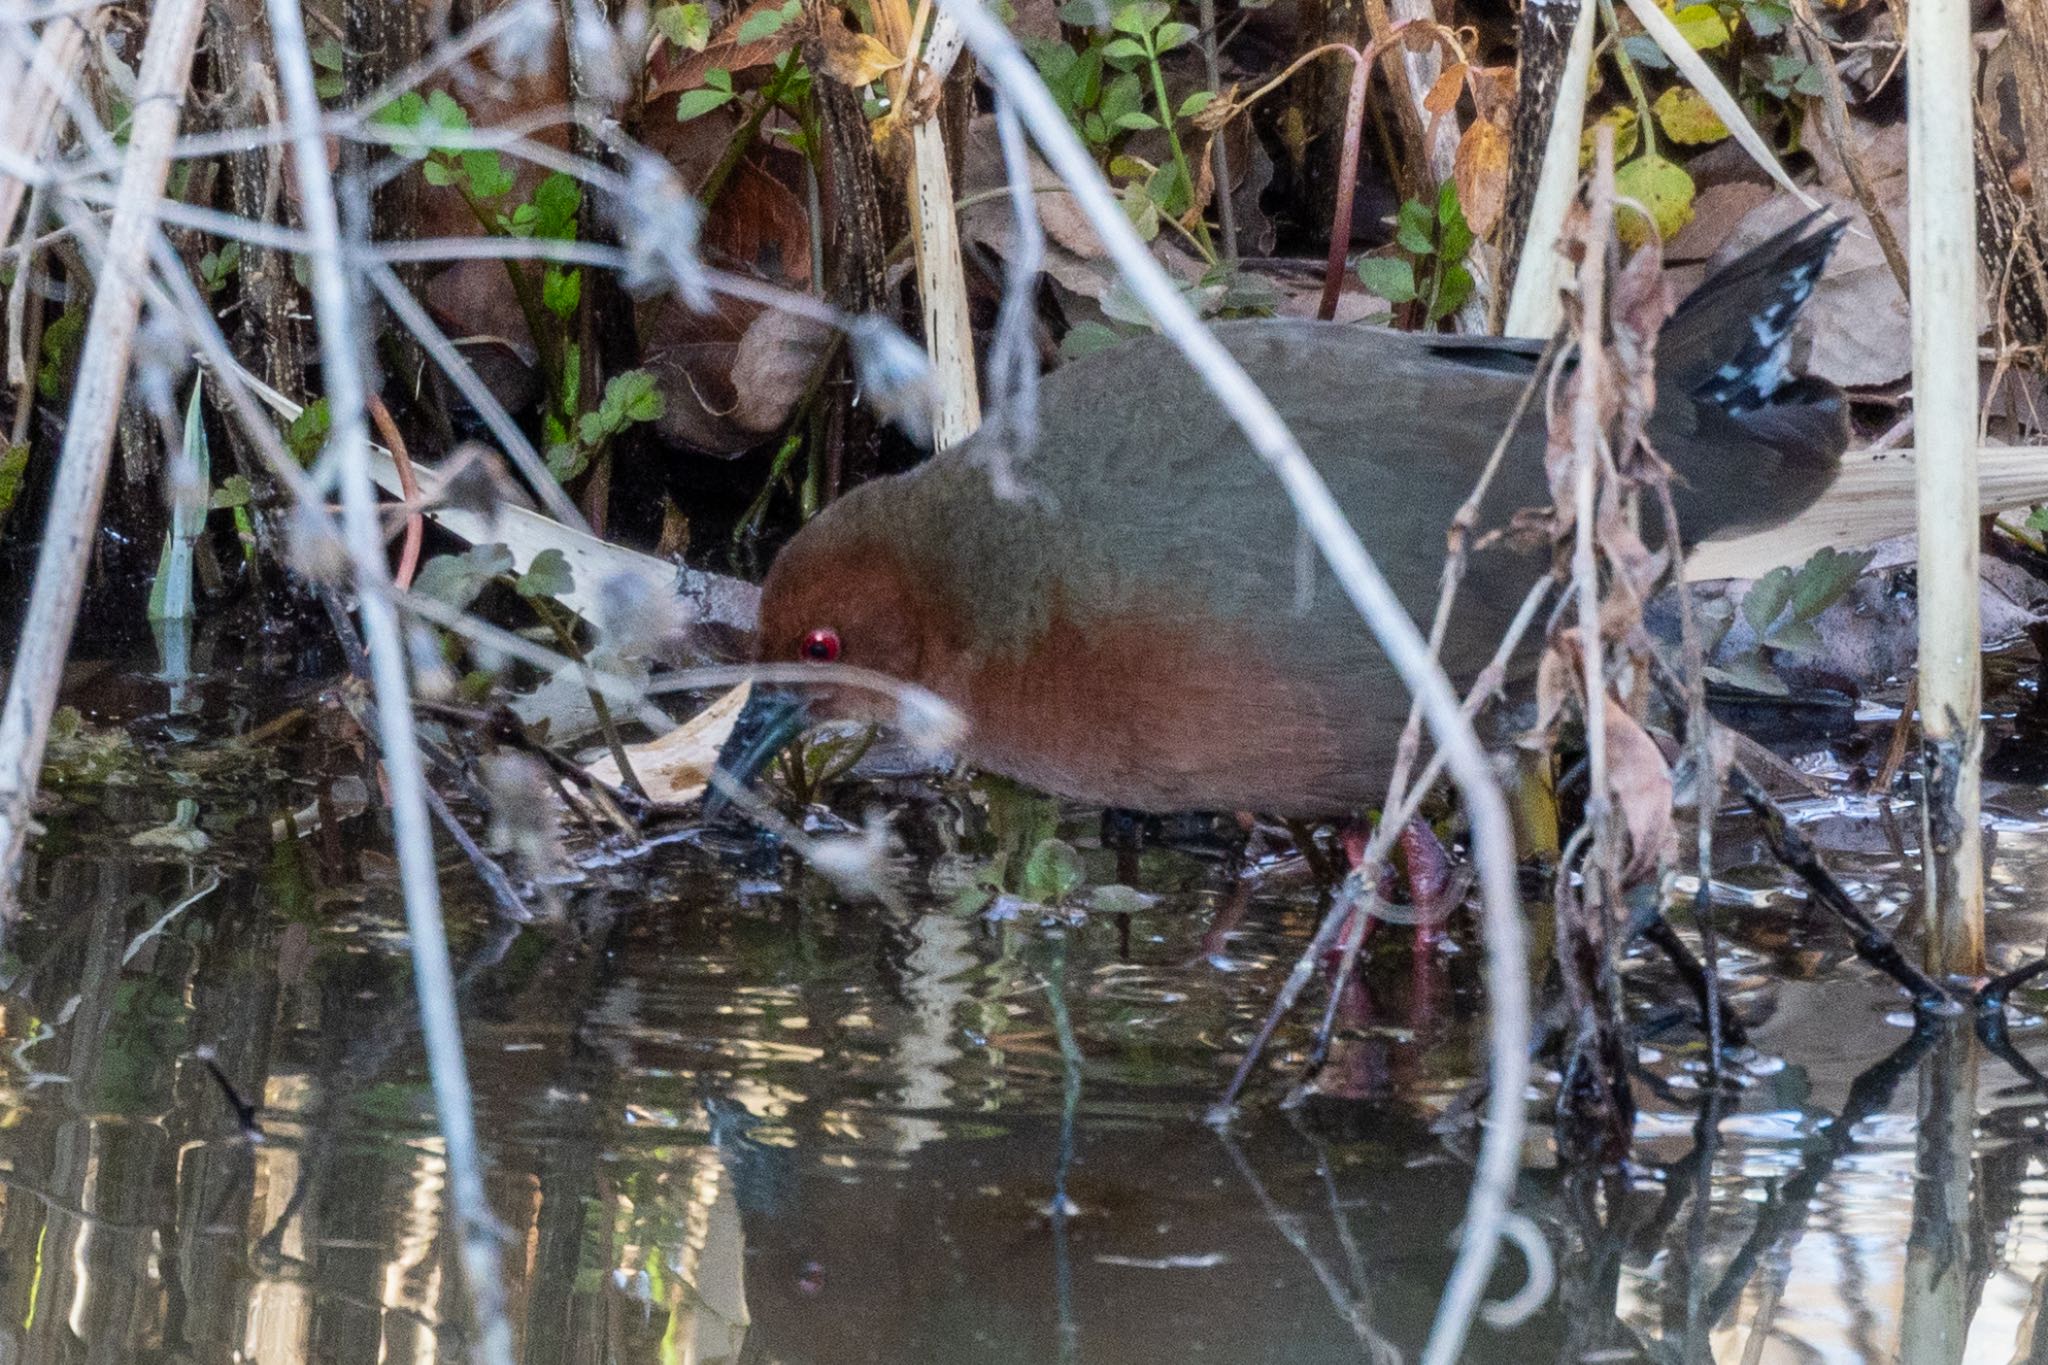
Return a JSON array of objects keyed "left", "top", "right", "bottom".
[{"left": 800, "top": 628, "right": 842, "bottom": 663}]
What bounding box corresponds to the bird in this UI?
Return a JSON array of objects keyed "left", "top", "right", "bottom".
[{"left": 710, "top": 217, "right": 1850, "bottom": 819}]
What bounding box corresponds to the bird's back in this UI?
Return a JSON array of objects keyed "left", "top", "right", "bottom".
[{"left": 876, "top": 222, "right": 1847, "bottom": 812}]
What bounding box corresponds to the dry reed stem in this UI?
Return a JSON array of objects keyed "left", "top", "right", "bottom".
[
  {"left": 932, "top": 4, "right": 1535, "bottom": 1359},
  {"left": 1906, "top": 0, "right": 1985, "bottom": 973},
  {"left": 1501, "top": 0, "right": 1594, "bottom": 336},
  {"left": 0, "top": 0, "right": 208, "bottom": 916},
  {"left": 0, "top": 8, "right": 95, "bottom": 267}
]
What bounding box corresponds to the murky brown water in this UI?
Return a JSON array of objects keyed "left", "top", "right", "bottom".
[{"left": 10, "top": 661, "right": 2048, "bottom": 1363}]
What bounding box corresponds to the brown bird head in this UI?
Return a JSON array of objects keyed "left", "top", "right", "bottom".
[{"left": 708, "top": 483, "right": 963, "bottom": 815}]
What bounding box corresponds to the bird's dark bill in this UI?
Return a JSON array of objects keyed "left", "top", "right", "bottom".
[{"left": 705, "top": 686, "right": 810, "bottom": 820}]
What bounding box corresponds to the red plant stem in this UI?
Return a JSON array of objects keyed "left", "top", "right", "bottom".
[
  {"left": 367, "top": 394, "right": 424, "bottom": 591},
  {"left": 1320, "top": 47, "right": 1373, "bottom": 320}
]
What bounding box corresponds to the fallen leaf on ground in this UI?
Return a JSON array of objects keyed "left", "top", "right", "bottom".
[{"left": 585, "top": 684, "right": 750, "bottom": 801}]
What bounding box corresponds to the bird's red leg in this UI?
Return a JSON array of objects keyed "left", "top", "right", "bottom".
[
  {"left": 1326, "top": 818, "right": 1455, "bottom": 1022},
  {"left": 1398, "top": 818, "right": 1454, "bottom": 1027}
]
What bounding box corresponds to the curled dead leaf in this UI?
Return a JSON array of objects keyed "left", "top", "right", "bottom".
[
  {"left": 1424, "top": 63, "right": 1466, "bottom": 116},
  {"left": 1602, "top": 697, "right": 1677, "bottom": 883},
  {"left": 1465, "top": 63, "right": 1516, "bottom": 124},
  {"left": 1190, "top": 83, "right": 1240, "bottom": 132},
  {"left": 585, "top": 684, "right": 750, "bottom": 803},
  {"left": 1454, "top": 116, "right": 1508, "bottom": 238},
  {"left": 819, "top": 21, "right": 903, "bottom": 86}
]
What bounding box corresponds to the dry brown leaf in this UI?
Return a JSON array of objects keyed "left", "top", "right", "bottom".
[
  {"left": 819, "top": 22, "right": 902, "bottom": 86},
  {"left": 1454, "top": 117, "right": 1509, "bottom": 238},
  {"left": 729, "top": 308, "right": 836, "bottom": 432},
  {"left": 701, "top": 154, "right": 813, "bottom": 286},
  {"left": 1603, "top": 697, "right": 1677, "bottom": 883},
  {"left": 1466, "top": 64, "right": 1516, "bottom": 124},
  {"left": 1424, "top": 63, "right": 1466, "bottom": 116},
  {"left": 585, "top": 685, "right": 750, "bottom": 803}
]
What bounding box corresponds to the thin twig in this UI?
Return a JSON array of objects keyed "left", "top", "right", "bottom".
[
  {"left": 263, "top": 2, "right": 515, "bottom": 1359},
  {"left": 366, "top": 393, "right": 424, "bottom": 590}
]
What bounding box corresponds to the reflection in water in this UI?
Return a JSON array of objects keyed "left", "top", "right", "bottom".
[{"left": 16, "top": 684, "right": 2048, "bottom": 1361}]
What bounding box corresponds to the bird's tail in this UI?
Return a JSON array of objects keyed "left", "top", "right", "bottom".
[
  {"left": 1657, "top": 211, "right": 1846, "bottom": 412},
  {"left": 1648, "top": 213, "right": 1852, "bottom": 542}
]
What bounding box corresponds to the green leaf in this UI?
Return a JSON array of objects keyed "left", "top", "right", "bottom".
[
  {"left": 542, "top": 266, "right": 582, "bottom": 319},
  {"left": 1020, "top": 836, "right": 1085, "bottom": 904},
  {"left": 1742, "top": 0, "right": 1792, "bottom": 34},
  {"left": 1177, "top": 89, "right": 1216, "bottom": 118},
  {"left": 676, "top": 87, "right": 734, "bottom": 121},
  {"left": 1059, "top": 321, "right": 1126, "bottom": 359},
  {"left": 1621, "top": 34, "right": 1670, "bottom": 68},
  {"left": 1762, "top": 618, "right": 1824, "bottom": 655},
  {"left": 413, "top": 542, "right": 515, "bottom": 611},
  {"left": 422, "top": 158, "right": 457, "bottom": 186},
  {"left": 511, "top": 172, "right": 584, "bottom": 239},
  {"left": 1153, "top": 21, "right": 1198, "bottom": 51},
  {"left": 2026, "top": 504, "right": 2048, "bottom": 532},
  {"left": 1357, "top": 255, "right": 1418, "bottom": 303},
  {"left": 515, "top": 548, "right": 576, "bottom": 600},
  {"left": 706, "top": 66, "right": 735, "bottom": 92},
  {"left": 1119, "top": 176, "right": 1160, "bottom": 239},
  {"left": 1395, "top": 198, "right": 1435, "bottom": 254},
  {"left": 198, "top": 241, "right": 240, "bottom": 291},
  {"left": 209, "top": 473, "right": 253, "bottom": 510},
  {"left": 546, "top": 441, "right": 588, "bottom": 483},
  {"left": 1613, "top": 153, "right": 1695, "bottom": 246},
  {"left": 737, "top": 4, "right": 789, "bottom": 41},
  {"left": 1785, "top": 546, "right": 1875, "bottom": 622},
  {"left": 1145, "top": 159, "right": 1190, "bottom": 215},
  {"left": 1670, "top": 2, "right": 1731, "bottom": 49},
  {"left": 655, "top": 2, "right": 712, "bottom": 49},
  {"left": 1704, "top": 655, "right": 1790, "bottom": 696},
  {"left": 1740, "top": 564, "right": 1795, "bottom": 636},
  {"left": 311, "top": 38, "right": 346, "bottom": 97},
  {"left": 1100, "top": 70, "right": 1145, "bottom": 124},
  {"left": 0, "top": 443, "right": 27, "bottom": 525},
  {"left": 602, "top": 369, "right": 664, "bottom": 426},
  {"left": 461, "top": 148, "right": 514, "bottom": 198},
  {"left": 286, "top": 398, "right": 331, "bottom": 464},
  {"left": 374, "top": 88, "right": 471, "bottom": 159},
  {"left": 1436, "top": 182, "right": 1473, "bottom": 261},
  {"left": 1428, "top": 262, "right": 1474, "bottom": 321},
  {"left": 1102, "top": 36, "right": 1148, "bottom": 63},
  {"left": 1058, "top": 0, "right": 1113, "bottom": 24},
  {"left": 1111, "top": 0, "right": 1169, "bottom": 36},
  {"left": 1581, "top": 106, "right": 1641, "bottom": 167},
  {"left": 36, "top": 306, "right": 83, "bottom": 399},
  {"left": 1113, "top": 110, "right": 1160, "bottom": 131}
]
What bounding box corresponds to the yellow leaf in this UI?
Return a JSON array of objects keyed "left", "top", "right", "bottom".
[
  {"left": 820, "top": 24, "right": 904, "bottom": 87},
  {"left": 1580, "top": 106, "right": 1640, "bottom": 169},
  {"left": 1653, "top": 85, "right": 1729, "bottom": 144},
  {"left": 1613, "top": 153, "right": 1695, "bottom": 247},
  {"left": 1666, "top": 1, "right": 1732, "bottom": 49}
]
